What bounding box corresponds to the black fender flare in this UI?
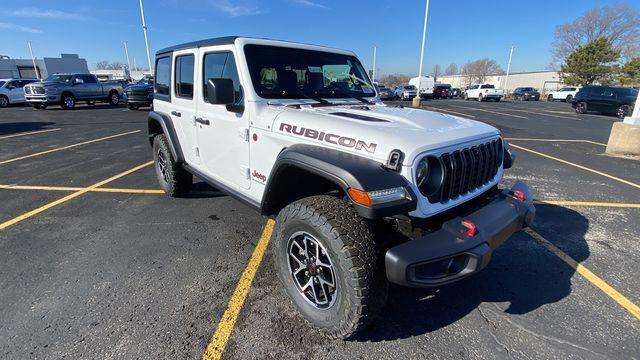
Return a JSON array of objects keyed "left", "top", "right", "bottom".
[
  {"left": 261, "top": 144, "right": 417, "bottom": 219},
  {"left": 147, "top": 111, "right": 185, "bottom": 163}
]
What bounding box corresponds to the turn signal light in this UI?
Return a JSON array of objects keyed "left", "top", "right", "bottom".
[
  {"left": 461, "top": 220, "right": 477, "bottom": 237},
  {"left": 513, "top": 190, "right": 525, "bottom": 202},
  {"left": 347, "top": 188, "right": 372, "bottom": 206}
]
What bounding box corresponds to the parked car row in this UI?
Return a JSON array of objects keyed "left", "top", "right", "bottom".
[{"left": 0, "top": 78, "right": 39, "bottom": 107}]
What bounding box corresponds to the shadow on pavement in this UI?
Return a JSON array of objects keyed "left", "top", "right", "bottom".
[
  {"left": 0, "top": 121, "right": 56, "bottom": 135},
  {"left": 354, "top": 203, "right": 589, "bottom": 342}
]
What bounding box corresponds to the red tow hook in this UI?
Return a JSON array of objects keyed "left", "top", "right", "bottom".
[
  {"left": 513, "top": 190, "right": 525, "bottom": 202},
  {"left": 461, "top": 220, "right": 477, "bottom": 237}
]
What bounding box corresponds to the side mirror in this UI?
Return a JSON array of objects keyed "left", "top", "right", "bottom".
[{"left": 206, "top": 78, "right": 234, "bottom": 105}]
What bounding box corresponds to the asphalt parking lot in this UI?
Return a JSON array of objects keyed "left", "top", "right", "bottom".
[{"left": 1, "top": 99, "right": 639, "bottom": 359}]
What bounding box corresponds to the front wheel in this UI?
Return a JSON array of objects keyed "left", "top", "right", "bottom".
[
  {"left": 273, "top": 195, "right": 387, "bottom": 339},
  {"left": 463, "top": 93, "right": 469, "bottom": 100},
  {"left": 617, "top": 105, "right": 631, "bottom": 119},
  {"left": 61, "top": 94, "right": 76, "bottom": 110},
  {"left": 0, "top": 95, "right": 8, "bottom": 108},
  {"left": 478, "top": 94, "right": 483, "bottom": 102},
  {"left": 153, "top": 134, "right": 192, "bottom": 196},
  {"left": 566, "top": 95, "right": 573, "bottom": 102},
  {"left": 547, "top": 94, "right": 554, "bottom": 102},
  {"left": 575, "top": 101, "right": 587, "bottom": 114},
  {"left": 108, "top": 92, "right": 120, "bottom": 106}
]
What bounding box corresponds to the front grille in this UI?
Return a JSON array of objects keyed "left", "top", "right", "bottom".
[
  {"left": 433, "top": 139, "right": 503, "bottom": 203},
  {"left": 26, "top": 87, "right": 44, "bottom": 95}
]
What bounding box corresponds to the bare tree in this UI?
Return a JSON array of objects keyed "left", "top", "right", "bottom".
[
  {"left": 445, "top": 63, "right": 458, "bottom": 75},
  {"left": 461, "top": 58, "right": 504, "bottom": 84},
  {"left": 431, "top": 64, "right": 441, "bottom": 81},
  {"left": 552, "top": 4, "right": 640, "bottom": 65},
  {"left": 95, "top": 60, "right": 110, "bottom": 70},
  {"left": 378, "top": 74, "right": 410, "bottom": 88}
]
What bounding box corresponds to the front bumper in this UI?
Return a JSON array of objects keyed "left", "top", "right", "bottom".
[
  {"left": 25, "top": 94, "right": 60, "bottom": 103},
  {"left": 385, "top": 181, "right": 535, "bottom": 287}
]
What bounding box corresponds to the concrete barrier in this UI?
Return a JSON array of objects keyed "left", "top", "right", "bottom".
[{"left": 606, "top": 122, "right": 640, "bottom": 155}]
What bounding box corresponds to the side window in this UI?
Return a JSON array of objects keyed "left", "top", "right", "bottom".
[
  {"left": 82, "top": 75, "right": 97, "bottom": 84},
  {"left": 6, "top": 81, "right": 18, "bottom": 88},
  {"left": 600, "top": 87, "right": 615, "bottom": 98},
  {"left": 155, "top": 56, "right": 171, "bottom": 98},
  {"left": 175, "top": 54, "right": 195, "bottom": 99},
  {"left": 203, "top": 52, "right": 243, "bottom": 105},
  {"left": 74, "top": 77, "right": 84, "bottom": 84}
]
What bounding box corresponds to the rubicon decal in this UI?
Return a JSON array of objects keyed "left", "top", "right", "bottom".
[{"left": 279, "top": 123, "right": 377, "bottom": 153}]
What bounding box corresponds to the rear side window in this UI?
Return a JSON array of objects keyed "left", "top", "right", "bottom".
[
  {"left": 175, "top": 54, "right": 195, "bottom": 99},
  {"left": 81, "top": 75, "right": 97, "bottom": 84},
  {"left": 155, "top": 56, "right": 171, "bottom": 98},
  {"left": 480, "top": 84, "right": 495, "bottom": 89}
]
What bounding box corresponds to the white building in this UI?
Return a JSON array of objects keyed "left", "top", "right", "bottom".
[
  {"left": 0, "top": 54, "right": 89, "bottom": 79},
  {"left": 437, "top": 71, "right": 563, "bottom": 94}
]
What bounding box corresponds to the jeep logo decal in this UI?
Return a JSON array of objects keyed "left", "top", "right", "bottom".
[
  {"left": 279, "top": 123, "right": 377, "bottom": 153},
  {"left": 252, "top": 170, "right": 267, "bottom": 183}
]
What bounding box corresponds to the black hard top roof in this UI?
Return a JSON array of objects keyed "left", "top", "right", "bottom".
[{"left": 156, "top": 36, "right": 239, "bottom": 55}]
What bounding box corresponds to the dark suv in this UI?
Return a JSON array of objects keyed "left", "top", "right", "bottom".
[
  {"left": 512, "top": 87, "right": 540, "bottom": 101},
  {"left": 572, "top": 86, "right": 637, "bottom": 119},
  {"left": 433, "top": 84, "right": 451, "bottom": 99}
]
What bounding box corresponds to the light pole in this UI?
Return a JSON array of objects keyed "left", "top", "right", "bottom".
[
  {"left": 139, "top": 0, "right": 153, "bottom": 75},
  {"left": 504, "top": 45, "right": 514, "bottom": 95},
  {"left": 123, "top": 41, "right": 132, "bottom": 79},
  {"left": 413, "top": 0, "right": 430, "bottom": 108},
  {"left": 372, "top": 45, "right": 377, "bottom": 84},
  {"left": 27, "top": 41, "right": 41, "bottom": 80}
]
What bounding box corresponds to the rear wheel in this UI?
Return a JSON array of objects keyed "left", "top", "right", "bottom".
[
  {"left": 575, "top": 101, "right": 587, "bottom": 114},
  {"left": 0, "top": 95, "right": 8, "bottom": 108},
  {"left": 463, "top": 93, "right": 469, "bottom": 100},
  {"left": 273, "top": 195, "right": 387, "bottom": 339},
  {"left": 616, "top": 105, "right": 631, "bottom": 119},
  {"left": 61, "top": 93, "right": 76, "bottom": 110},
  {"left": 153, "top": 134, "right": 192, "bottom": 196},
  {"left": 566, "top": 95, "right": 573, "bottom": 102},
  {"left": 547, "top": 94, "right": 554, "bottom": 102},
  {"left": 478, "top": 93, "right": 483, "bottom": 102}
]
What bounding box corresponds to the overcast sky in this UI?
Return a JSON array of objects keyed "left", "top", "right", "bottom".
[{"left": 1, "top": 0, "right": 638, "bottom": 75}]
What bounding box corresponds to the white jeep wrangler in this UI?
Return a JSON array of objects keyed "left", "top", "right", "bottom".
[{"left": 148, "top": 36, "right": 535, "bottom": 339}]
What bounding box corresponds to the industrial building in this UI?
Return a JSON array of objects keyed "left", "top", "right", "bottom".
[
  {"left": 0, "top": 54, "right": 89, "bottom": 79},
  {"left": 437, "top": 70, "right": 563, "bottom": 93}
]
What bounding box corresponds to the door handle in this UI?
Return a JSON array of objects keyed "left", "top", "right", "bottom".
[
  {"left": 195, "top": 117, "right": 210, "bottom": 125},
  {"left": 171, "top": 110, "right": 182, "bottom": 117}
]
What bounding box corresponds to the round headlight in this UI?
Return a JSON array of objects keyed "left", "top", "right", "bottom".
[
  {"left": 416, "top": 156, "right": 444, "bottom": 198},
  {"left": 416, "top": 158, "right": 429, "bottom": 187}
]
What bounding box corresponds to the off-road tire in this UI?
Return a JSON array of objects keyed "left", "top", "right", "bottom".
[
  {"left": 61, "top": 93, "right": 76, "bottom": 110},
  {"left": 273, "top": 195, "right": 388, "bottom": 339},
  {"left": 153, "top": 134, "right": 192, "bottom": 197},
  {"left": 0, "top": 95, "right": 9, "bottom": 108}
]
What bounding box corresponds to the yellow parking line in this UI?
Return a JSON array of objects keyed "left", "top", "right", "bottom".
[
  {"left": 0, "top": 184, "right": 165, "bottom": 194},
  {"left": 423, "top": 106, "right": 476, "bottom": 118},
  {"left": 525, "top": 228, "right": 640, "bottom": 321},
  {"left": 536, "top": 200, "right": 640, "bottom": 208},
  {"left": 506, "top": 138, "right": 607, "bottom": 147},
  {"left": 0, "top": 161, "right": 153, "bottom": 230},
  {"left": 450, "top": 105, "right": 528, "bottom": 119},
  {"left": 509, "top": 143, "right": 640, "bottom": 190},
  {"left": 202, "top": 219, "right": 275, "bottom": 360},
  {"left": 0, "top": 130, "right": 141, "bottom": 165},
  {"left": 0, "top": 128, "right": 61, "bottom": 140}
]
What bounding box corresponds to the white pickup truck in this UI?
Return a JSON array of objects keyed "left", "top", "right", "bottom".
[
  {"left": 464, "top": 84, "right": 504, "bottom": 102},
  {"left": 546, "top": 86, "right": 580, "bottom": 102}
]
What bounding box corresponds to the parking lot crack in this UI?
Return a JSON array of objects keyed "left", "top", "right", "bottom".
[
  {"left": 484, "top": 304, "right": 609, "bottom": 359},
  {"left": 477, "top": 306, "right": 515, "bottom": 359}
]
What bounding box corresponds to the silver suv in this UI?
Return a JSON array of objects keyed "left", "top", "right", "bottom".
[{"left": 393, "top": 84, "right": 417, "bottom": 100}]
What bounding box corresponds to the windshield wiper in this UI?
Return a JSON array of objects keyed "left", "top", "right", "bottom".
[
  {"left": 287, "top": 89, "right": 330, "bottom": 105},
  {"left": 322, "top": 88, "right": 375, "bottom": 105}
]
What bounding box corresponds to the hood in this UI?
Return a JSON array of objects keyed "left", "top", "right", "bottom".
[
  {"left": 27, "top": 81, "right": 66, "bottom": 88},
  {"left": 125, "top": 84, "right": 153, "bottom": 91},
  {"left": 272, "top": 103, "right": 500, "bottom": 165}
]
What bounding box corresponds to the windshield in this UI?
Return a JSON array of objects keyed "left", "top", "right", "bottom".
[
  {"left": 522, "top": 87, "right": 535, "bottom": 91},
  {"left": 0, "top": 81, "right": 5, "bottom": 87},
  {"left": 404, "top": 85, "right": 416, "bottom": 90},
  {"left": 244, "top": 44, "right": 374, "bottom": 100},
  {"left": 45, "top": 74, "right": 73, "bottom": 83},
  {"left": 137, "top": 77, "right": 154, "bottom": 85}
]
